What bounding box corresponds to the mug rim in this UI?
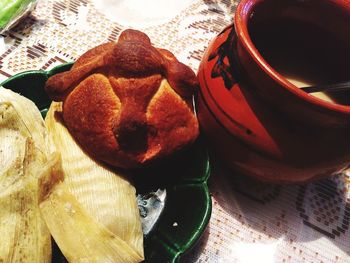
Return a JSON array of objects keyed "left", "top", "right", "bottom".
[{"left": 234, "top": 0, "right": 350, "bottom": 115}]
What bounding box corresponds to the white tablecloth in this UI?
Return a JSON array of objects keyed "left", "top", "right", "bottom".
[{"left": 1, "top": 1, "right": 349, "bottom": 262}]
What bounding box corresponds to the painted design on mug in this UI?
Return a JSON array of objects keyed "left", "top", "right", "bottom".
[{"left": 208, "top": 24, "right": 241, "bottom": 90}]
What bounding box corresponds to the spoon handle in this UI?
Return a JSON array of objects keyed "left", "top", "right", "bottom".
[{"left": 301, "top": 81, "right": 350, "bottom": 93}]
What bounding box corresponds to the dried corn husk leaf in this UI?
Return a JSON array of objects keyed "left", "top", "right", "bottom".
[
  {"left": 43, "top": 102, "right": 144, "bottom": 263},
  {"left": 39, "top": 154, "right": 143, "bottom": 263},
  {"left": 0, "top": 88, "right": 51, "bottom": 263}
]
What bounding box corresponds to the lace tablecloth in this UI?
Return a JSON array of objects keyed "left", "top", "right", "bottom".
[{"left": 1, "top": 1, "right": 349, "bottom": 262}]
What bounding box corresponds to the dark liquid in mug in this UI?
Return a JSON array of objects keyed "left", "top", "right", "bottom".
[{"left": 249, "top": 19, "right": 350, "bottom": 105}]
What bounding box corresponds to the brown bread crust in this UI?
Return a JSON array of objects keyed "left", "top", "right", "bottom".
[{"left": 45, "top": 29, "right": 199, "bottom": 168}]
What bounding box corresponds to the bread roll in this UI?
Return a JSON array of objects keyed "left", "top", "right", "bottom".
[{"left": 45, "top": 29, "right": 199, "bottom": 169}]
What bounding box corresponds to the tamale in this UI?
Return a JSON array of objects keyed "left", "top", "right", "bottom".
[
  {"left": 0, "top": 88, "right": 51, "bottom": 263},
  {"left": 39, "top": 154, "right": 144, "bottom": 263},
  {"left": 42, "top": 102, "right": 144, "bottom": 263}
]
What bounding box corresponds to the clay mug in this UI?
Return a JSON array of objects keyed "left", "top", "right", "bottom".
[{"left": 196, "top": 0, "right": 350, "bottom": 183}]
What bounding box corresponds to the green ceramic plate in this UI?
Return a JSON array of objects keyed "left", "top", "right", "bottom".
[{"left": 1, "top": 63, "right": 212, "bottom": 263}]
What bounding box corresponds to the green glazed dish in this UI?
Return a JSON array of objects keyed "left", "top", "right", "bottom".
[{"left": 1, "top": 63, "right": 212, "bottom": 263}]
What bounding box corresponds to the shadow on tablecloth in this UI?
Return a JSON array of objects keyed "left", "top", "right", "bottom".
[{"left": 200, "top": 158, "right": 350, "bottom": 262}]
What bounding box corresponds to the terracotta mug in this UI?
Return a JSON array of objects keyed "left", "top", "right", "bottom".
[{"left": 196, "top": 0, "right": 350, "bottom": 183}]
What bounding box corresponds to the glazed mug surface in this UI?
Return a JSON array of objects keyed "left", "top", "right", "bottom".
[{"left": 197, "top": 0, "right": 350, "bottom": 183}]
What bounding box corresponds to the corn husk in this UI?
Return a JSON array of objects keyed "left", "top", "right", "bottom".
[
  {"left": 0, "top": 88, "right": 51, "bottom": 263},
  {"left": 39, "top": 154, "right": 143, "bottom": 263},
  {"left": 42, "top": 102, "right": 144, "bottom": 263}
]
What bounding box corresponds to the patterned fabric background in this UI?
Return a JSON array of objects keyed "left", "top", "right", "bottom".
[{"left": 1, "top": 1, "right": 349, "bottom": 262}]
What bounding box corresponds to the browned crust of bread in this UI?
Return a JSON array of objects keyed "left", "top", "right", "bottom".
[{"left": 45, "top": 29, "right": 199, "bottom": 168}]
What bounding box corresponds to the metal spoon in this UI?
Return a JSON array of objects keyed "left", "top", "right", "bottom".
[
  {"left": 301, "top": 81, "right": 350, "bottom": 93},
  {"left": 137, "top": 189, "right": 166, "bottom": 236}
]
